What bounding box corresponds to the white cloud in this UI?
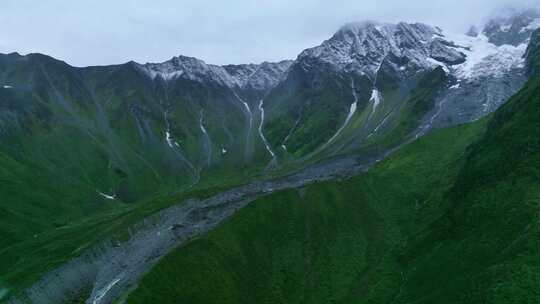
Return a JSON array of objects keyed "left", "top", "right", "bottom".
[{"left": 0, "top": 0, "right": 538, "bottom": 66}]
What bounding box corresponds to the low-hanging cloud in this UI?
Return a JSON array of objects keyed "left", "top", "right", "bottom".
[{"left": 0, "top": 0, "right": 538, "bottom": 67}]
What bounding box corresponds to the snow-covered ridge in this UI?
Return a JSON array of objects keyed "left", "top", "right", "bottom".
[
  {"left": 223, "top": 61, "right": 293, "bottom": 90},
  {"left": 297, "top": 10, "right": 539, "bottom": 83},
  {"left": 297, "top": 21, "right": 465, "bottom": 78},
  {"left": 137, "top": 9, "right": 539, "bottom": 93},
  {"left": 523, "top": 18, "right": 540, "bottom": 33},
  {"left": 435, "top": 9, "right": 539, "bottom": 81},
  {"left": 441, "top": 32, "right": 528, "bottom": 80},
  {"left": 138, "top": 55, "right": 292, "bottom": 90}
]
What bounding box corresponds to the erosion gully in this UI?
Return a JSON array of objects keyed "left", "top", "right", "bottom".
[{"left": 8, "top": 142, "right": 404, "bottom": 304}]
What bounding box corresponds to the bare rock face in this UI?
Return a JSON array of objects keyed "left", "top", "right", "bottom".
[
  {"left": 295, "top": 21, "right": 466, "bottom": 79},
  {"left": 429, "top": 39, "right": 466, "bottom": 65},
  {"left": 138, "top": 55, "right": 292, "bottom": 92},
  {"left": 483, "top": 8, "right": 540, "bottom": 46},
  {"left": 223, "top": 60, "right": 293, "bottom": 91},
  {"left": 466, "top": 25, "right": 480, "bottom": 37}
]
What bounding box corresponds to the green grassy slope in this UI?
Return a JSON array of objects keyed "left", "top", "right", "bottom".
[
  {"left": 403, "top": 74, "right": 540, "bottom": 304},
  {"left": 3, "top": 30, "right": 540, "bottom": 303},
  {"left": 0, "top": 49, "right": 450, "bottom": 299},
  {"left": 0, "top": 179, "right": 249, "bottom": 300},
  {"left": 125, "top": 121, "right": 484, "bottom": 303},
  {"left": 0, "top": 54, "right": 267, "bottom": 297},
  {"left": 126, "top": 73, "right": 540, "bottom": 303}
]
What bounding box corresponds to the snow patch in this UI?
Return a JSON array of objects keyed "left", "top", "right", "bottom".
[
  {"left": 2, "top": 85, "right": 12, "bottom": 89},
  {"left": 258, "top": 99, "right": 276, "bottom": 158},
  {"left": 426, "top": 57, "right": 450, "bottom": 74},
  {"left": 449, "top": 83, "right": 461, "bottom": 89},
  {"left": 444, "top": 32, "right": 527, "bottom": 79},
  {"left": 500, "top": 24, "right": 512, "bottom": 32},
  {"left": 199, "top": 115, "right": 208, "bottom": 135},
  {"left": 369, "top": 89, "right": 382, "bottom": 113},
  {"left": 98, "top": 191, "right": 116, "bottom": 200},
  {"left": 147, "top": 69, "right": 183, "bottom": 81},
  {"left": 232, "top": 90, "right": 253, "bottom": 159},
  {"left": 321, "top": 79, "right": 359, "bottom": 148},
  {"left": 97, "top": 191, "right": 116, "bottom": 200},
  {"left": 199, "top": 110, "right": 212, "bottom": 166},
  {"left": 233, "top": 92, "right": 254, "bottom": 154},
  {"left": 165, "top": 131, "right": 174, "bottom": 148},
  {"left": 221, "top": 148, "right": 227, "bottom": 155},
  {"left": 92, "top": 275, "right": 123, "bottom": 304},
  {"left": 520, "top": 18, "right": 540, "bottom": 33}
]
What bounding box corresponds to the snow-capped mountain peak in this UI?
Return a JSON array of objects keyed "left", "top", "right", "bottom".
[
  {"left": 136, "top": 9, "right": 539, "bottom": 96},
  {"left": 137, "top": 56, "right": 292, "bottom": 91},
  {"left": 437, "top": 8, "right": 539, "bottom": 80},
  {"left": 296, "top": 21, "right": 465, "bottom": 80}
]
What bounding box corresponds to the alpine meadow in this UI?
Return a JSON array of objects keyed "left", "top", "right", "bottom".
[{"left": 1, "top": 3, "right": 540, "bottom": 304}]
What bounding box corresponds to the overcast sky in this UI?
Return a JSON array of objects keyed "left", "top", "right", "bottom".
[{"left": 0, "top": 0, "right": 538, "bottom": 67}]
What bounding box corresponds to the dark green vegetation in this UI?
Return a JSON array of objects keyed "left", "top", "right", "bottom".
[
  {"left": 126, "top": 71, "right": 540, "bottom": 303},
  {"left": 0, "top": 180, "right": 238, "bottom": 297},
  {"left": 2, "top": 24, "right": 539, "bottom": 304},
  {"left": 263, "top": 59, "right": 446, "bottom": 161},
  {"left": 0, "top": 44, "right": 447, "bottom": 298},
  {"left": 526, "top": 28, "right": 540, "bottom": 76},
  {"left": 0, "top": 53, "right": 267, "bottom": 297}
]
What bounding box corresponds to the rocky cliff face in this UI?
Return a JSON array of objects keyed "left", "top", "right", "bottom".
[
  {"left": 482, "top": 8, "right": 540, "bottom": 46},
  {"left": 296, "top": 21, "right": 465, "bottom": 78},
  {"left": 137, "top": 55, "right": 292, "bottom": 92},
  {"left": 424, "top": 9, "right": 539, "bottom": 129},
  {"left": 262, "top": 11, "right": 539, "bottom": 159}
]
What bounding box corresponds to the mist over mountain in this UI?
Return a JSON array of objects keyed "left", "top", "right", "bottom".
[{"left": 1, "top": 5, "right": 540, "bottom": 304}]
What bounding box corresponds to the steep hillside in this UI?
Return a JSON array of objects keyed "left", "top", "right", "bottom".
[
  {"left": 125, "top": 29, "right": 540, "bottom": 304},
  {"left": 1, "top": 12, "right": 540, "bottom": 304},
  {"left": 126, "top": 122, "right": 487, "bottom": 304},
  {"left": 0, "top": 53, "right": 289, "bottom": 289}
]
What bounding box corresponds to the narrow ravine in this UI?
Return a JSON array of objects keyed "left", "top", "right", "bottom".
[
  {"left": 281, "top": 110, "right": 302, "bottom": 151},
  {"left": 363, "top": 58, "right": 384, "bottom": 131},
  {"left": 367, "top": 111, "right": 391, "bottom": 138},
  {"left": 320, "top": 78, "right": 359, "bottom": 150},
  {"left": 199, "top": 109, "right": 212, "bottom": 166},
  {"left": 233, "top": 91, "right": 254, "bottom": 157},
  {"left": 258, "top": 99, "right": 277, "bottom": 162},
  {"left": 415, "top": 94, "right": 450, "bottom": 139},
  {"left": 162, "top": 110, "right": 198, "bottom": 182},
  {"left": 92, "top": 275, "right": 123, "bottom": 304},
  {"left": 368, "top": 89, "right": 382, "bottom": 117}
]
